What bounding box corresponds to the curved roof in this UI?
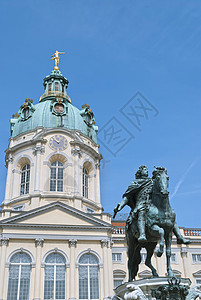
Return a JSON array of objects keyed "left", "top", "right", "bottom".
[{"left": 10, "top": 69, "right": 98, "bottom": 143}]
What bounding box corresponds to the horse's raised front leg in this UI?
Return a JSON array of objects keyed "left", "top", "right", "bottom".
[
  {"left": 165, "top": 231, "right": 174, "bottom": 277},
  {"left": 145, "top": 242, "right": 158, "bottom": 277},
  {"left": 150, "top": 224, "right": 164, "bottom": 257}
]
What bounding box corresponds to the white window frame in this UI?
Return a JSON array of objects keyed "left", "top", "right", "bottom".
[
  {"left": 50, "top": 161, "right": 64, "bottom": 192},
  {"left": 78, "top": 254, "right": 100, "bottom": 300},
  {"left": 112, "top": 253, "right": 123, "bottom": 263},
  {"left": 192, "top": 254, "right": 201, "bottom": 264},
  {"left": 20, "top": 164, "right": 30, "bottom": 195},
  {"left": 7, "top": 252, "right": 32, "bottom": 300},
  {"left": 12, "top": 204, "right": 25, "bottom": 211},
  {"left": 82, "top": 167, "right": 89, "bottom": 198},
  {"left": 44, "top": 253, "right": 66, "bottom": 300}
]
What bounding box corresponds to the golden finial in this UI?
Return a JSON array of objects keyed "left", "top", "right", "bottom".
[
  {"left": 51, "top": 50, "right": 65, "bottom": 70},
  {"left": 82, "top": 103, "right": 90, "bottom": 109}
]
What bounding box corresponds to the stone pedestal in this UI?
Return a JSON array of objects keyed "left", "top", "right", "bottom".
[{"left": 114, "top": 277, "right": 191, "bottom": 300}]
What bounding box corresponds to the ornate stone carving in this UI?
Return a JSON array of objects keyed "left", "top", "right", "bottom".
[
  {"left": 186, "top": 285, "right": 201, "bottom": 300},
  {"left": 33, "top": 145, "right": 45, "bottom": 155},
  {"left": 69, "top": 239, "right": 77, "bottom": 247},
  {"left": 35, "top": 238, "right": 44, "bottom": 247},
  {"left": 181, "top": 247, "right": 188, "bottom": 258},
  {"left": 71, "top": 147, "right": 82, "bottom": 158},
  {"left": 124, "top": 284, "right": 147, "bottom": 300},
  {"left": 95, "top": 162, "right": 100, "bottom": 169},
  {"left": 1, "top": 237, "right": 9, "bottom": 246},
  {"left": 6, "top": 155, "right": 14, "bottom": 164},
  {"left": 152, "top": 277, "right": 189, "bottom": 300},
  {"left": 101, "top": 239, "right": 109, "bottom": 248}
]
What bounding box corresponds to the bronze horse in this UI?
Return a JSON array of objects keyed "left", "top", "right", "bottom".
[{"left": 126, "top": 167, "right": 176, "bottom": 281}]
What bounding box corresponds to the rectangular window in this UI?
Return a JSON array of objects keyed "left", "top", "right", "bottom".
[
  {"left": 48, "top": 83, "right": 51, "bottom": 92},
  {"left": 62, "top": 85, "right": 64, "bottom": 93},
  {"left": 114, "top": 280, "right": 123, "bottom": 288},
  {"left": 196, "top": 279, "right": 201, "bottom": 284},
  {"left": 55, "top": 82, "right": 59, "bottom": 91},
  {"left": 192, "top": 254, "right": 201, "bottom": 263},
  {"left": 112, "top": 253, "right": 122, "bottom": 262}
]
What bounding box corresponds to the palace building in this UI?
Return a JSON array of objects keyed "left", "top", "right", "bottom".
[{"left": 0, "top": 55, "right": 201, "bottom": 300}]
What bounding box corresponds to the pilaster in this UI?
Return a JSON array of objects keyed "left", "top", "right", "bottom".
[
  {"left": 71, "top": 147, "right": 82, "bottom": 195},
  {"left": 4, "top": 155, "right": 14, "bottom": 202},
  {"left": 33, "top": 238, "right": 44, "bottom": 300},
  {"left": 33, "top": 144, "right": 45, "bottom": 192},
  {"left": 0, "top": 237, "right": 9, "bottom": 300},
  {"left": 69, "top": 239, "right": 77, "bottom": 300},
  {"left": 180, "top": 247, "right": 189, "bottom": 278}
]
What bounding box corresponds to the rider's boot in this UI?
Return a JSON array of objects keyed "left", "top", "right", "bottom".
[
  {"left": 138, "top": 212, "right": 147, "bottom": 243},
  {"left": 173, "top": 223, "right": 191, "bottom": 245}
]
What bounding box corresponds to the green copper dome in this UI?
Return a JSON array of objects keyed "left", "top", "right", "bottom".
[{"left": 10, "top": 69, "right": 98, "bottom": 143}]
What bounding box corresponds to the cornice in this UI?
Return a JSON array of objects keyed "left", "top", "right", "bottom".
[
  {"left": 0, "top": 223, "right": 113, "bottom": 233},
  {"left": 70, "top": 141, "right": 102, "bottom": 160},
  {"left": 2, "top": 233, "right": 112, "bottom": 241},
  {"left": 5, "top": 138, "right": 47, "bottom": 156},
  {"left": 0, "top": 201, "right": 112, "bottom": 228}
]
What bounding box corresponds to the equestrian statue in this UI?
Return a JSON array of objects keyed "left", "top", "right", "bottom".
[{"left": 113, "top": 165, "right": 190, "bottom": 282}]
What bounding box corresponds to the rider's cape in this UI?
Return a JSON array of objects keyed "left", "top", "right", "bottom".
[{"left": 122, "top": 178, "right": 153, "bottom": 209}]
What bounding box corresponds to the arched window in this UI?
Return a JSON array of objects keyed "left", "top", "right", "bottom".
[
  {"left": 50, "top": 161, "right": 64, "bottom": 192},
  {"left": 44, "top": 253, "right": 66, "bottom": 300},
  {"left": 82, "top": 167, "right": 89, "bottom": 198},
  {"left": 7, "top": 252, "right": 32, "bottom": 300},
  {"left": 20, "top": 164, "right": 30, "bottom": 195},
  {"left": 79, "top": 253, "right": 99, "bottom": 300}
]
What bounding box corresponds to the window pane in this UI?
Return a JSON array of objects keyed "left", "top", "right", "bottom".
[
  {"left": 19, "top": 265, "right": 31, "bottom": 300},
  {"left": 114, "top": 280, "right": 123, "bottom": 288},
  {"left": 79, "top": 266, "right": 88, "bottom": 299},
  {"left": 51, "top": 168, "right": 56, "bottom": 179},
  {"left": 44, "top": 265, "right": 54, "bottom": 300},
  {"left": 58, "top": 168, "right": 63, "bottom": 179},
  {"left": 50, "top": 180, "right": 56, "bottom": 191},
  {"left": 55, "top": 82, "right": 59, "bottom": 91},
  {"left": 57, "top": 180, "right": 63, "bottom": 192},
  {"left": 7, "top": 265, "right": 19, "bottom": 300},
  {"left": 90, "top": 266, "right": 99, "bottom": 299},
  {"left": 56, "top": 266, "right": 65, "bottom": 299}
]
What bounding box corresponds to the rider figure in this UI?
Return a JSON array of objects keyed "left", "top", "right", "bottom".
[
  {"left": 114, "top": 165, "right": 152, "bottom": 243},
  {"left": 114, "top": 165, "right": 191, "bottom": 245}
]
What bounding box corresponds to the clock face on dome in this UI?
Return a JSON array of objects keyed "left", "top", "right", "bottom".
[
  {"left": 49, "top": 135, "right": 68, "bottom": 151},
  {"left": 54, "top": 103, "right": 64, "bottom": 114}
]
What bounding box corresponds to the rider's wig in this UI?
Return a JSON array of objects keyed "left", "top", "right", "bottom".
[{"left": 135, "top": 165, "right": 148, "bottom": 179}]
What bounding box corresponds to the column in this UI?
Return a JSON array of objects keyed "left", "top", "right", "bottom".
[
  {"left": 71, "top": 147, "right": 82, "bottom": 195},
  {"left": 0, "top": 237, "right": 9, "bottom": 300},
  {"left": 69, "top": 239, "right": 77, "bottom": 300},
  {"left": 34, "top": 238, "right": 44, "bottom": 300},
  {"left": 95, "top": 162, "right": 101, "bottom": 204},
  {"left": 101, "top": 239, "right": 110, "bottom": 300},
  {"left": 107, "top": 239, "right": 114, "bottom": 296},
  {"left": 181, "top": 247, "right": 189, "bottom": 278},
  {"left": 4, "top": 155, "right": 13, "bottom": 202},
  {"left": 33, "top": 144, "right": 45, "bottom": 192}
]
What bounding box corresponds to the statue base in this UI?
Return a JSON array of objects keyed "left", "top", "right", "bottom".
[{"left": 113, "top": 277, "right": 191, "bottom": 300}]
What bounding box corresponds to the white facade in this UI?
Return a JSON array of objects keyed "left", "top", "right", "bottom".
[{"left": 0, "top": 64, "right": 201, "bottom": 300}]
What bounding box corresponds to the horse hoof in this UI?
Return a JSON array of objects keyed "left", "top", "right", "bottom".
[{"left": 156, "top": 250, "right": 163, "bottom": 257}]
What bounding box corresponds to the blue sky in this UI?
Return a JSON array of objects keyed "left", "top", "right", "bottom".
[{"left": 1, "top": 0, "right": 201, "bottom": 227}]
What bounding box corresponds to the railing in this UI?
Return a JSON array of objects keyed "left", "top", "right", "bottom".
[
  {"left": 113, "top": 227, "right": 125, "bottom": 234},
  {"left": 112, "top": 226, "right": 201, "bottom": 236},
  {"left": 39, "top": 91, "right": 71, "bottom": 102},
  {"left": 183, "top": 229, "right": 201, "bottom": 236}
]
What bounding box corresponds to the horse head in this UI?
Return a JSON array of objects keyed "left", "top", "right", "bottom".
[{"left": 152, "top": 166, "right": 169, "bottom": 196}]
